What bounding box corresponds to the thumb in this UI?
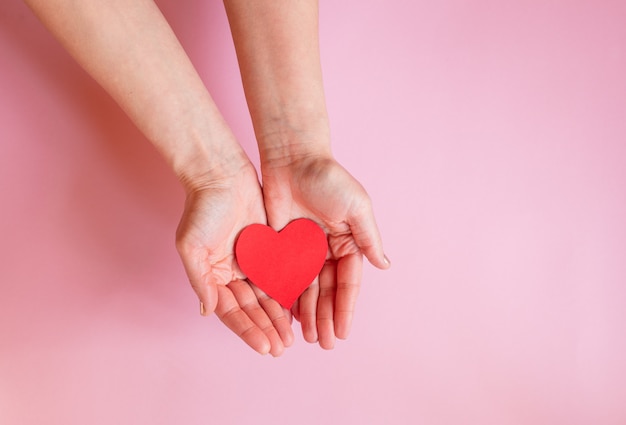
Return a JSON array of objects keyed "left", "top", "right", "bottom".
[
  {"left": 348, "top": 202, "right": 390, "bottom": 270},
  {"left": 197, "top": 281, "right": 218, "bottom": 317},
  {"left": 177, "top": 244, "right": 220, "bottom": 316}
]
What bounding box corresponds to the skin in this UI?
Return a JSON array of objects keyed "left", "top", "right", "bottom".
[
  {"left": 23, "top": 0, "right": 389, "bottom": 354},
  {"left": 224, "top": 0, "right": 390, "bottom": 349}
]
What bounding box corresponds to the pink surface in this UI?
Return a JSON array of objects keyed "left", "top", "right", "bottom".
[{"left": 1, "top": 0, "right": 626, "bottom": 424}]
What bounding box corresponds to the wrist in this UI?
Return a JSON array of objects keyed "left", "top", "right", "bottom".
[
  {"left": 131, "top": 86, "right": 253, "bottom": 193},
  {"left": 257, "top": 122, "right": 333, "bottom": 171},
  {"left": 177, "top": 143, "right": 252, "bottom": 194},
  {"left": 169, "top": 126, "right": 252, "bottom": 194}
]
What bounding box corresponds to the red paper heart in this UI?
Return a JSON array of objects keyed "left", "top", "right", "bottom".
[{"left": 235, "top": 218, "right": 328, "bottom": 309}]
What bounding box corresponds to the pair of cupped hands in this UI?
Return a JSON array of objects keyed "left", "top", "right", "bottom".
[{"left": 175, "top": 143, "right": 389, "bottom": 357}]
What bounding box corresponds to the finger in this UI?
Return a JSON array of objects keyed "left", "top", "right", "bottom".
[
  {"left": 348, "top": 200, "right": 390, "bottom": 270},
  {"left": 317, "top": 261, "right": 337, "bottom": 350},
  {"left": 198, "top": 282, "right": 218, "bottom": 317},
  {"left": 251, "top": 285, "right": 295, "bottom": 348},
  {"left": 284, "top": 306, "right": 294, "bottom": 325},
  {"left": 291, "top": 298, "right": 301, "bottom": 323},
  {"left": 334, "top": 253, "right": 363, "bottom": 339},
  {"left": 298, "top": 277, "right": 320, "bottom": 343},
  {"left": 177, "top": 245, "right": 219, "bottom": 315},
  {"left": 228, "top": 280, "right": 286, "bottom": 357},
  {"left": 214, "top": 284, "right": 271, "bottom": 355}
]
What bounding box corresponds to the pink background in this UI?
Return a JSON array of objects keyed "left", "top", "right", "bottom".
[{"left": 1, "top": 0, "right": 626, "bottom": 424}]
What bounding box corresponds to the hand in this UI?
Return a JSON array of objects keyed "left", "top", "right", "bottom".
[
  {"left": 176, "top": 162, "right": 294, "bottom": 356},
  {"left": 261, "top": 154, "right": 390, "bottom": 349}
]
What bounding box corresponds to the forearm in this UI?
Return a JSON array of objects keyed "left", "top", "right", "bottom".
[
  {"left": 223, "top": 0, "right": 332, "bottom": 164},
  {"left": 24, "top": 0, "right": 245, "bottom": 188}
]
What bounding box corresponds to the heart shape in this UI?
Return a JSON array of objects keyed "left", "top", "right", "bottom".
[{"left": 235, "top": 218, "right": 328, "bottom": 309}]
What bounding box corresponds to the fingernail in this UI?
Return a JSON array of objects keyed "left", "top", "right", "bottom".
[
  {"left": 200, "top": 301, "right": 207, "bottom": 316},
  {"left": 383, "top": 254, "right": 391, "bottom": 266}
]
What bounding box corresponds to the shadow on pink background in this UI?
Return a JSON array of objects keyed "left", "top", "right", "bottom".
[{"left": 1, "top": 0, "right": 625, "bottom": 424}]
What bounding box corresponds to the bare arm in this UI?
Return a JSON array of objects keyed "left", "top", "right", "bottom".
[
  {"left": 24, "top": 0, "right": 244, "bottom": 185},
  {"left": 223, "top": 0, "right": 331, "bottom": 162},
  {"left": 224, "top": 0, "right": 389, "bottom": 349},
  {"left": 23, "top": 0, "right": 293, "bottom": 356}
]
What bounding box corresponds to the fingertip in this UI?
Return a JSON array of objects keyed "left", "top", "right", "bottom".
[
  {"left": 334, "top": 317, "right": 353, "bottom": 340},
  {"left": 382, "top": 254, "right": 391, "bottom": 269},
  {"left": 246, "top": 331, "right": 272, "bottom": 356},
  {"left": 281, "top": 309, "right": 295, "bottom": 347},
  {"left": 282, "top": 328, "right": 295, "bottom": 348},
  {"left": 303, "top": 323, "right": 319, "bottom": 344},
  {"left": 365, "top": 251, "right": 391, "bottom": 270},
  {"left": 319, "top": 335, "right": 335, "bottom": 350},
  {"left": 269, "top": 342, "right": 285, "bottom": 358},
  {"left": 258, "top": 341, "right": 272, "bottom": 356},
  {"left": 249, "top": 331, "right": 272, "bottom": 356}
]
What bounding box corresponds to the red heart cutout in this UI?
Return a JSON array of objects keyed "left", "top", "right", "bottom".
[{"left": 235, "top": 218, "right": 328, "bottom": 309}]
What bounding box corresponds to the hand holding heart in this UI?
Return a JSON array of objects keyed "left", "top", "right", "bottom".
[
  {"left": 176, "top": 161, "right": 294, "bottom": 357},
  {"left": 260, "top": 155, "right": 390, "bottom": 350},
  {"left": 176, "top": 154, "right": 389, "bottom": 355},
  {"left": 26, "top": 0, "right": 389, "bottom": 357}
]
